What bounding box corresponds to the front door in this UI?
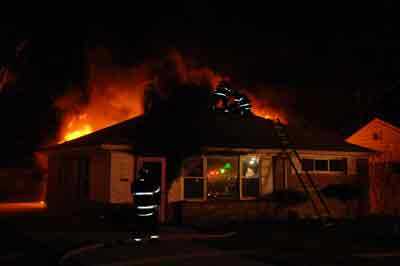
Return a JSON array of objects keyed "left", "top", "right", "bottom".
[
  {"left": 136, "top": 157, "right": 166, "bottom": 223},
  {"left": 273, "top": 156, "right": 289, "bottom": 191}
]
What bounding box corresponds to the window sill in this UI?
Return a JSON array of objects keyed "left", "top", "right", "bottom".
[
  {"left": 183, "top": 197, "right": 262, "bottom": 202},
  {"left": 301, "top": 171, "right": 345, "bottom": 174},
  {"left": 240, "top": 196, "right": 258, "bottom": 201}
]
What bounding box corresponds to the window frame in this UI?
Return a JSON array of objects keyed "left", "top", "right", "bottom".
[
  {"left": 315, "top": 159, "right": 329, "bottom": 171},
  {"left": 182, "top": 156, "right": 207, "bottom": 201},
  {"left": 329, "top": 159, "right": 347, "bottom": 172},
  {"left": 205, "top": 155, "right": 240, "bottom": 200},
  {"left": 240, "top": 155, "right": 261, "bottom": 200},
  {"left": 301, "top": 158, "right": 347, "bottom": 174},
  {"left": 181, "top": 155, "right": 269, "bottom": 201}
]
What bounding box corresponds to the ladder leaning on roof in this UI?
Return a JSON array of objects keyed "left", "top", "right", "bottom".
[{"left": 272, "top": 120, "right": 332, "bottom": 221}]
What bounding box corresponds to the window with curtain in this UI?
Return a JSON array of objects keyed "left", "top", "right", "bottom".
[{"left": 241, "top": 156, "right": 260, "bottom": 198}]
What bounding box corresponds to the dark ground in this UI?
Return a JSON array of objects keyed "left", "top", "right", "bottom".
[
  {"left": 2, "top": 205, "right": 400, "bottom": 265},
  {"left": 197, "top": 218, "right": 400, "bottom": 266}
]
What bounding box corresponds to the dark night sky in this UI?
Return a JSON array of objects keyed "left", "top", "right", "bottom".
[{"left": 0, "top": 3, "right": 399, "bottom": 166}]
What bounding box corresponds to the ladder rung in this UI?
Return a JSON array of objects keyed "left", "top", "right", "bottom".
[{"left": 275, "top": 122, "right": 331, "bottom": 220}]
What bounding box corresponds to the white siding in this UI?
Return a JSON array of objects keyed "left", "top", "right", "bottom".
[{"left": 109, "top": 152, "right": 134, "bottom": 204}]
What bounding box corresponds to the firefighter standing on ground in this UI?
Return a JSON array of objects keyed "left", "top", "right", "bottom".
[{"left": 130, "top": 167, "right": 161, "bottom": 242}]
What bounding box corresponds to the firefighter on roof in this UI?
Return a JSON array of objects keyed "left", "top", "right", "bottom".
[
  {"left": 129, "top": 167, "right": 161, "bottom": 243},
  {"left": 211, "top": 80, "right": 233, "bottom": 112},
  {"left": 230, "top": 90, "right": 251, "bottom": 115}
]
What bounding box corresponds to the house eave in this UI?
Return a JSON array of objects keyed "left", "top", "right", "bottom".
[
  {"left": 38, "top": 143, "right": 133, "bottom": 155},
  {"left": 203, "top": 146, "right": 371, "bottom": 157}
]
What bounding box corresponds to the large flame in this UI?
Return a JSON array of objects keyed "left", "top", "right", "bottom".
[
  {"left": 55, "top": 49, "right": 287, "bottom": 143},
  {"left": 252, "top": 103, "right": 287, "bottom": 124}
]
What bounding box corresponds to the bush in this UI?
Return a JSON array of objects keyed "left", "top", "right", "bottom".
[{"left": 262, "top": 189, "right": 309, "bottom": 207}]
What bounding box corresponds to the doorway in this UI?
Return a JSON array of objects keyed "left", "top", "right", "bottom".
[{"left": 273, "top": 156, "right": 289, "bottom": 191}]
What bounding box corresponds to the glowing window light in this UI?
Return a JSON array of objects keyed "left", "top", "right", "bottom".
[{"left": 224, "top": 163, "right": 232, "bottom": 169}]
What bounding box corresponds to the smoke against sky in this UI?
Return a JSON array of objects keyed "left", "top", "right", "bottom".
[{"left": 0, "top": 6, "right": 399, "bottom": 166}]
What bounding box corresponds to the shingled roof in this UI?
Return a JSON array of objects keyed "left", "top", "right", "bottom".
[{"left": 45, "top": 110, "right": 371, "bottom": 154}]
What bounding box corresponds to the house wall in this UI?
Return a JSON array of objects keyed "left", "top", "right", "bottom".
[
  {"left": 167, "top": 150, "right": 370, "bottom": 223},
  {"left": 285, "top": 152, "right": 369, "bottom": 218},
  {"left": 90, "top": 151, "right": 111, "bottom": 203},
  {"left": 172, "top": 198, "right": 356, "bottom": 225},
  {"left": 347, "top": 118, "right": 400, "bottom": 215},
  {"left": 46, "top": 154, "right": 62, "bottom": 209},
  {"left": 167, "top": 155, "right": 274, "bottom": 203},
  {"left": 46, "top": 149, "right": 112, "bottom": 211},
  {"left": 109, "top": 152, "right": 134, "bottom": 204},
  {"left": 347, "top": 118, "right": 400, "bottom": 160}
]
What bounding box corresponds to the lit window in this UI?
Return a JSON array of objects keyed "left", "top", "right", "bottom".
[
  {"left": 207, "top": 157, "right": 239, "bottom": 200},
  {"left": 241, "top": 156, "right": 260, "bottom": 198}
]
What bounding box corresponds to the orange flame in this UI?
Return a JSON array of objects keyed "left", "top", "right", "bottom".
[
  {"left": 252, "top": 107, "right": 287, "bottom": 124},
  {"left": 248, "top": 94, "right": 287, "bottom": 124},
  {"left": 56, "top": 47, "right": 152, "bottom": 143}
]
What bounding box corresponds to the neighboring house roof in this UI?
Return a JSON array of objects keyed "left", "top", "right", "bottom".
[
  {"left": 346, "top": 117, "right": 400, "bottom": 152},
  {"left": 44, "top": 111, "right": 371, "bottom": 154}
]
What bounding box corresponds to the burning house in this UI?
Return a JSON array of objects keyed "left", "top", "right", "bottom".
[
  {"left": 40, "top": 86, "right": 372, "bottom": 224},
  {"left": 37, "top": 51, "right": 374, "bottom": 223}
]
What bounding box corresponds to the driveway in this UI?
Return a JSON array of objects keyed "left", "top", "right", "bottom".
[{"left": 65, "top": 238, "right": 271, "bottom": 266}]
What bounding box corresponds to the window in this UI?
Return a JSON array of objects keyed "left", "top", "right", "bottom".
[
  {"left": 390, "top": 162, "right": 400, "bottom": 175},
  {"left": 206, "top": 157, "right": 239, "bottom": 200},
  {"left": 183, "top": 157, "right": 205, "bottom": 200},
  {"left": 330, "top": 159, "right": 346, "bottom": 172},
  {"left": 183, "top": 157, "right": 203, "bottom": 177},
  {"left": 356, "top": 159, "right": 368, "bottom": 176},
  {"left": 372, "top": 131, "right": 382, "bottom": 141},
  {"left": 302, "top": 159, "right": 314, "bottom": 171},
  {"left": 302, "top": 158, "right": 347, "bottom": 172},
  {"left": 57, "top": 157, "right": 90, "bottom": 200},
  {"left": 241, "top": 156, "right": 260, "bottom": 198},
  {"left": 315, "top": 160, "right": 328, "bottom": 171},
  {"left": 77, "top": 158, "right": 90, "bottom": 199},
  {"left": 184, "top": 178, "right": 204, "bottom": 199}
]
